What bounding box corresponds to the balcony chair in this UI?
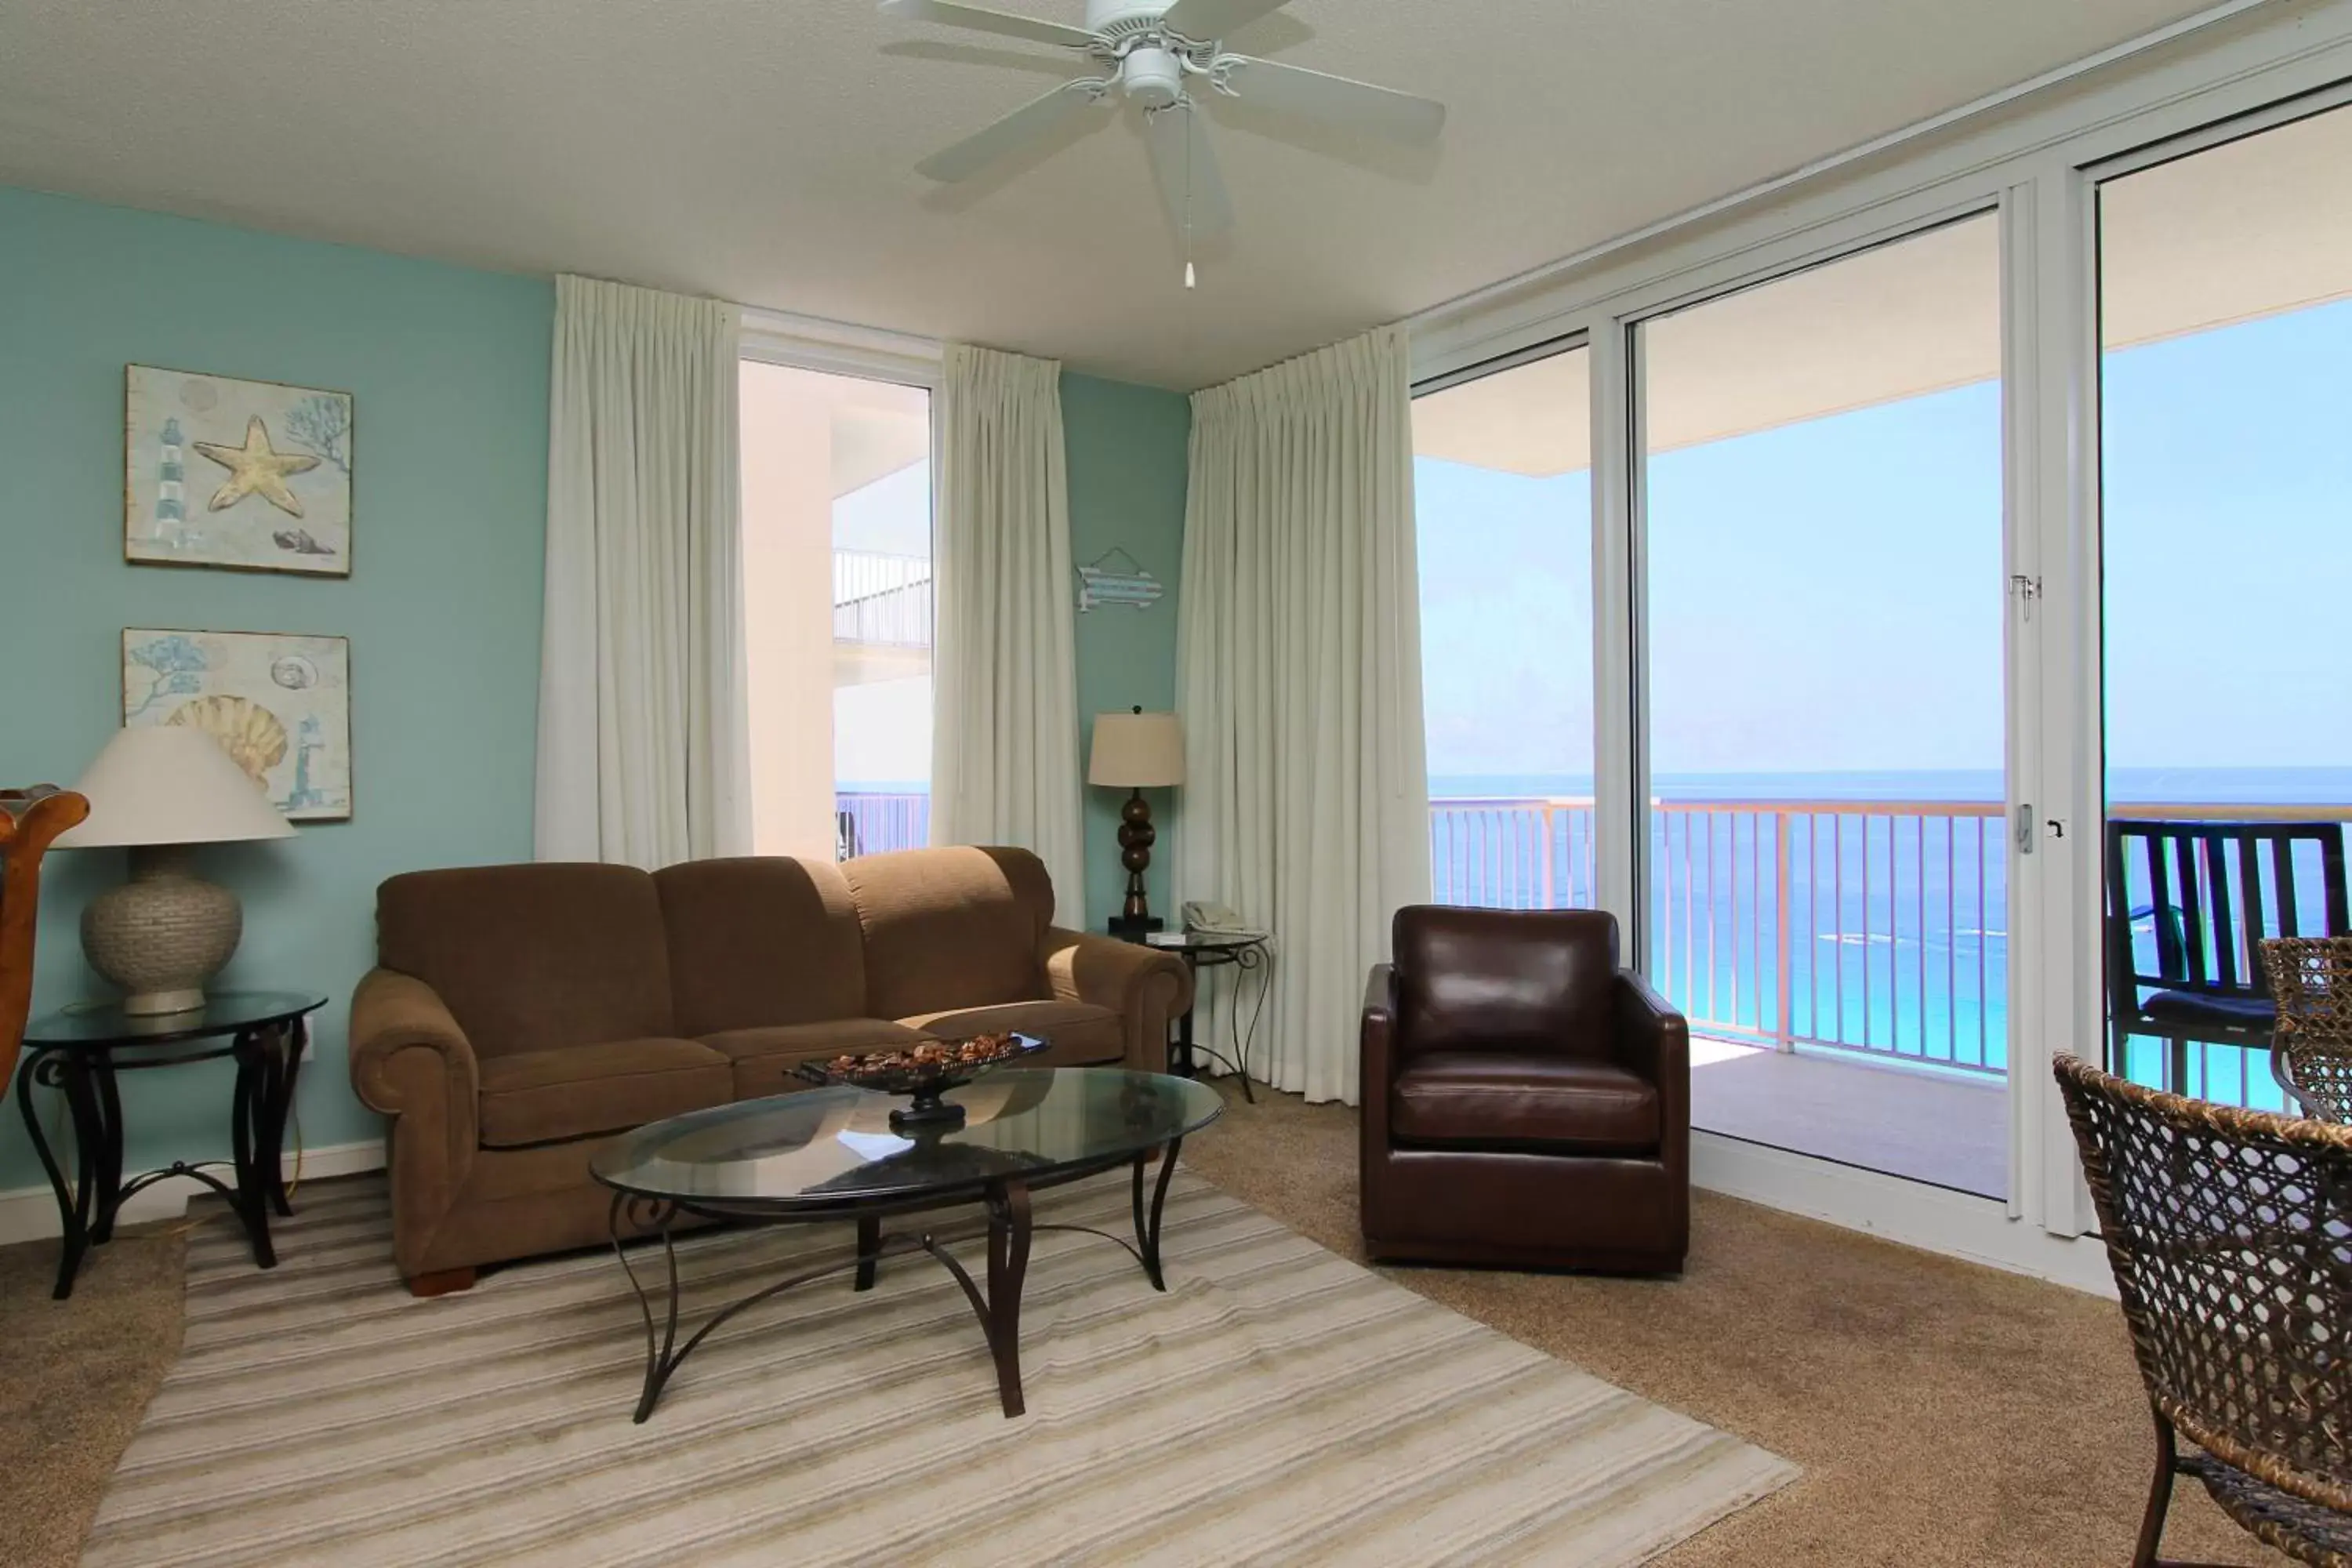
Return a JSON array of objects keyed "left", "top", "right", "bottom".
[
  {"left": 2105, "top": 819, "right": 2349, "bottom": 1095},
  {"left": 2262, "top": 935, "right": 2352, "bottom": 1124},
  {"left": 2, "top": 786, "right": 91, "bottom": 1087},
  {"left": 2053, "top": 1052, "right": 2352, "bottom": 1567},
  {"left": 1360, "top": 906, "right": 1689, "bottom": 1273}
]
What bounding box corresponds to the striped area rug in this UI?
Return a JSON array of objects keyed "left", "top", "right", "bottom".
[{"left": 85, "top": 1171, "right": 1794, "bottom": 1566}]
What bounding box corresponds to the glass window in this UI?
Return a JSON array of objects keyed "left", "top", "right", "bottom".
[
  {"left": 1413, "top": 344, "right": 1597, "bottom": 909},
  {"left": 2098, "top": 103, "right": 2352, "bottom": 1109},
  {"left": 739, "top": 364, "right": 932, "bottom": 861},
  {"left": 1638, "top": 214, "right": 2009, "bottom": 1196}
]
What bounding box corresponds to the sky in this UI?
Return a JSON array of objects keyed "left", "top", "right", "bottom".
[{"left": 1415, "top": 294, "right": 2352, "bottom": 794}]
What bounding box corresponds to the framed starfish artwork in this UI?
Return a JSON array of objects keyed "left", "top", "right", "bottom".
[{"left": 125, "top": 365, "right": 352, "bottom": 576}]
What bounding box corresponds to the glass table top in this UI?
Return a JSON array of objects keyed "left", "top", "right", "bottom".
[
  {"left": 592, "top": 1069, "right": 1222, "bottom": 1209},
  {"left": 23, "top": 990, "right": 328, "bottom": 1049}
]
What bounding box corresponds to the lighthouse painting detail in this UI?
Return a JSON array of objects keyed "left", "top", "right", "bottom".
[
  {"left": 122, "top": 628, "right": 353, "bottom": 821},
  {"left": 125, "top": 365, "right": 353, "bottom": 576}
]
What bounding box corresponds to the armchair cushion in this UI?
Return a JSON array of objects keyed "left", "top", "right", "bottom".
[
  {"left": 1394, "top": 906, "right": 1619, "bottom": 1058},
  {"left": 476, "top": 1037, "right": 729, "bottom": 1149},
  {"left": 1390, "top": 1052, "right": 1660, "bottom": 1152}
]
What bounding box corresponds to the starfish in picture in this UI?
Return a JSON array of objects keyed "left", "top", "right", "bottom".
[{"left": 194, "top": 416, "right": 321, "bottom": 517}]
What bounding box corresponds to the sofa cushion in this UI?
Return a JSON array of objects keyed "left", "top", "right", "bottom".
[
  {"left": 654, "top": 858, "right": 868, "bottom": 1036},
  {"left": 477, "top": 1037, "right": 730, "bottom": 1148},
  {"left": 699, "top": 1018, "right": 938, "bottom": 1101},
  {"left": 1390, "top": 1052, "right": 1659, "bottom": 1153},
  {"left": 841, "top": 847, "right": 1055, "bottom": 1019},
  {"left": 898, "top": 1000, "right": 1123, "bottom": 1068},
  {"left": 378, "top": 863, "right": 674, "bottom": 1059}
]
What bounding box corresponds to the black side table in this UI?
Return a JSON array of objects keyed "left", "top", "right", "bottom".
[
  {"left": 16, "top": 989, "right": 325, "bottom": 1299},
  {"left": 1133, "top": 932, "right": 1272, "bottom": 1103}
]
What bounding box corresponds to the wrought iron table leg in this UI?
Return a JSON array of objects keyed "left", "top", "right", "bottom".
[
  {"left": 19, "top": 1049, "right": 95, "bottom": 1300},
  {"left": 855, "top": 1214, "right": 880, "bottom": 1292},
  {"left": 260, "top": 1018, "right": 303, "bottom": 1218},
  {"left": 1131, "top": 1138, "right": 1183, "bottom": 1292},
  {"left": 227, "top": 1029, "right": 278, "bottom": 1269},
  {"left": 985, "top": 1179, "right": 1033, "bottom": 1417},
  {"left": 87, "top": 1048, "right": 125, "bottom": 1243},
  {"left": 611, "top": 1194, "right": 683, "bottom": 1425}
]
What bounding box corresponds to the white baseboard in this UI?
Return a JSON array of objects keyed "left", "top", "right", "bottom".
[
  {"left": 0, "top": 1138, "right": 386, "bottom": 1248},
  {"left": 1691, "top": 1129, "right": 2116, "bottom": 1298}
]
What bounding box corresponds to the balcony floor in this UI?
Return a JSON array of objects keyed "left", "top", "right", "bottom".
[{"left": 1690, "top": 1036, "right": 2007, "bottom": 1199}]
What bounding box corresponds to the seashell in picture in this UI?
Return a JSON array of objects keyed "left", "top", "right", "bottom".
[{"left": 167, "top": 694, "right": 289, "bottom": 786}]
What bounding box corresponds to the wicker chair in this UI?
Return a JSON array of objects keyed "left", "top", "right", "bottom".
[
  {"left": 2053, "top": 1053, "right": 2352, "bottom": 1566},
  {"left": 2264, "top": 937, "right": 2352, "bottom": 1125},
  {"left": 1, "top": 786, "right": 90, "bottom": 1088}
]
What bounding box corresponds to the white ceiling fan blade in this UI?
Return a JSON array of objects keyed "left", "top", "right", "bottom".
[
  {"left": 878, "top": 0, "right": 1097, "bottom": 49},
  {"left": 1144, "top": 104, "right": 1233, "bottom": 244},
  {"left": 1218, "top": 56, "right": 1446, "bottom": 143},
  {"left": 1160, "top": 0, "right": 1292, "bottom": 41},
  {"left": 916, "top": 80, "right": 1111, "bottom": 182}
]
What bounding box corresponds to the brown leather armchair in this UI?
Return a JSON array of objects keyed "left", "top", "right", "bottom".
[{"left": 1360, "top": 906, "right": 1690, "bottom": 1273}]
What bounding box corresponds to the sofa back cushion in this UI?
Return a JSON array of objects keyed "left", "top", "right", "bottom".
[
  {"left": 376, "top": 863, "right": 673, "bottom": 1059},
  {"left": 1392, "top": 905, "right": 1619, "bottom": 1059},
  {"left": 653, "top": 856, "right": 866, "bottom": 1036},
  {"left": 841, "top": 846, "right": 1054, "bottom": 1020}
]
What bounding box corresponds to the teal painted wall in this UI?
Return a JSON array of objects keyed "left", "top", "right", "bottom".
[
  {"left": 0, "top": 187, "right": 552, "bottom": 1192},
  {"left": 1062, "top": 373, "right": 1190, "bottom": 931}
]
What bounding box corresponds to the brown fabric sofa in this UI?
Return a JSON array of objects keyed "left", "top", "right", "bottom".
[
  {"left": 349, "top": 845, "right": 1191, "bottom": 1294},
  {"left": 1359, "top": 905, "right": 1690, "bottom": 1273}
]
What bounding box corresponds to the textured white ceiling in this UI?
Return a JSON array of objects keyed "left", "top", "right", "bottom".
[{"left": 0, "top": 0, "right": 2224, "bottom": 389}]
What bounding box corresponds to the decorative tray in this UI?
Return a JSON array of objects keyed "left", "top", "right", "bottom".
[{"left": 794, "top": 1033, "right": 1048, "bottom": 1129}]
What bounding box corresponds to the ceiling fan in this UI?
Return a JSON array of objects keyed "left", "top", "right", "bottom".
[{"left": 879, "top": 0, "right": 1446, "bottom": 270}]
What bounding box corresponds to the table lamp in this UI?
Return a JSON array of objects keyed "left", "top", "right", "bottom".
[
  {"left": 52, "top": 724, "right": 296, "bottom": 1014},
  {"left": 1088, "top": 707, "right": 1185, "bottom": 936}
]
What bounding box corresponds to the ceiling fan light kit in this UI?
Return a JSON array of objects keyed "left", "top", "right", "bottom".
[{"left": 880, "top": 0, "right": 1446, "bottom": 277}]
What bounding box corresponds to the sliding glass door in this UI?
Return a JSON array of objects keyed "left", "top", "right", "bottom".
[
  {"left": 1413, "top": 343, "right": 1598, "bottom": 909},
  {"left": 2096, "top": 103, "right": 2352, "bottom": 1109},
  {"left": 1635, "top": 214, "right": 2010, "bottom": 1196}
]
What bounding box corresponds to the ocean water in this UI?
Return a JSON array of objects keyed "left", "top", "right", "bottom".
[{"left": 1427, "top": 768, "right": 2352, "bottom": 1102}]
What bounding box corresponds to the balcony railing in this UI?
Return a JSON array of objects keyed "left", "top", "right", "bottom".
[
  {"left": 840, "top": 787, "right": 2343, "bottom": 1106},
  {"left": 833, "top": 550, "right": 932, "bottom": 648},
  {"left": 837, "top": 791, "right": 929, "bottom": 859}
]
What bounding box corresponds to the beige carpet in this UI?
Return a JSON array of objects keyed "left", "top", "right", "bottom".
[
  {"left": 3, "top": 1080, "right": 2291, "bottom": 1565},
  {"left": 81, "top": 1169, "right": 1793, "bottom": 1566}
]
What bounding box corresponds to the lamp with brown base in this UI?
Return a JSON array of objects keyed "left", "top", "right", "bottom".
[{"left": 1088, "top": 707, "right": 1184, "bottom": 938}]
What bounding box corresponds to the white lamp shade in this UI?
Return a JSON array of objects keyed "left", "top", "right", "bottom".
[
  {"left": 1088, "top": 711, "right": 1185, "bottom": 789},
  {"left": 53, "top": 724, "right": 297, "bottom": 848}
]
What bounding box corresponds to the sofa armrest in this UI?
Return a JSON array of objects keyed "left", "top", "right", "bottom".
[
  {"left": 1043, "top": 927, "right": 1193, "bottom": 1070},
  {"left": 350, "top": 968, "right": 480, "bottom": 1274},
  {"left": 1615, "top": 969, "right": 1690, "bottom": 1161}
]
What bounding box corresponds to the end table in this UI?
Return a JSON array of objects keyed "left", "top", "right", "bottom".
[
  {"left": 15, "top": 989, "right": 325, "bottom": 1299},
  {"left": 1132, "top": 931, "right": 1272, "bottom": 1102}
]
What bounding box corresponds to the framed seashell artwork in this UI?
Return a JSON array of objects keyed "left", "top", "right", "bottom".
[
  {"left": 125, "top": 365, "right": 352, "bottom": 577},
  {"left": 122, "top": 629, "right": 352, "bottom": 821}
]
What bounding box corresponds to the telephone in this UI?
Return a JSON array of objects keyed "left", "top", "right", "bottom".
[{"left": 1181, "top": 900, "right": 1258, "bottom": 936}]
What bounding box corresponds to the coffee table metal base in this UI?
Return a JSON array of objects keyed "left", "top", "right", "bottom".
[{"left": 609, "top": 1138, "right": 1185, "bottom": 1423}]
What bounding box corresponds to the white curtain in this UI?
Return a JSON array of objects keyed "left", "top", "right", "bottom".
[
  {"left": 535, "top": 274, "right": 751, "bottom": 869},
  {"left": 1175, "top": 325, "right": 1432, "bottom": 1104},
  {"left": 929, "top": 343, "right": 1086, "bottom": 924}
]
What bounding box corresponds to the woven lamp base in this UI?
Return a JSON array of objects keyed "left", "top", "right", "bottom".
[{"left": 80, "top": 844, "right": 243, "bottom": 1015}]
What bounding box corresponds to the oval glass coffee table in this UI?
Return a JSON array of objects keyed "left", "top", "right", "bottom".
[{"left": 591, "top": 1067, "right": 1221, "bottom": 1422}]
